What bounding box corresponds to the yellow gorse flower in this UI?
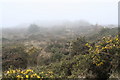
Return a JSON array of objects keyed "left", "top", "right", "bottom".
[
  {"left": 7, "top": 71, "right": 10, "bottom": 74},
  {"left": 16, "top": 75, "right": 21, "bottom": 78},
  {"left": 4, "top": 68, "right": 55, "bottom": 78},
  {"left": 26, "top": 75, "right": 29, "bottom": 78},
  {"left": 21, "top": 71, "right": 24, "bottom": 74},
  {"left": 12, "top": 70, "right": 16, "bottom": 73},
  {"left": 37, "top": 76, "right": 40, "bottom": 78}
]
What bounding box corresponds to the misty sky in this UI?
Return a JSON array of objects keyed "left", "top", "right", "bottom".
[{"left": 0, "top": 0, "right": 119, "bottom": 28}]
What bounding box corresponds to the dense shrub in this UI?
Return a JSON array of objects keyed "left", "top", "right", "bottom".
[
  {"left": 70, "top": 37, "right": 89, "bottom": 55},
  {"left": 2, "top": 44, "right": 28, "bottom": 71},
  {"left": 2, "top": 35, "right": 120, "bottom": 79},
  {"left": 3, "top": 68, "right": 57, "bottom": 79},
  {"left": 85, "top": 35, "right": 120, "bottom": 79},
  {"left": 25, "top": 46, "right": 41, "bottom": 66}
]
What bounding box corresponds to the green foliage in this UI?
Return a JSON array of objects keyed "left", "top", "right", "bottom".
[
  {"left": 2, "top": 44, "right": 28, "bottom": 71},
  {"left": 70, "top": 37, "right": 89, "bottom": 55},
  {"left": 2, "top": 25, "right": 120, "bottom": 79},
  {"left": 85, "top": 35, "right": 120, "bottom": 79},
  {"left": 25, "top": 46, "right": 41, "bottom": 66},
  {"left": 45, "top": 42, "right": 63, "bottom": 53},
  {"left": 87, "top": 27, "right": 118, "bottom": 41},
  {"left": 50, "top": 53, "right": 63, "bottom": 62}
]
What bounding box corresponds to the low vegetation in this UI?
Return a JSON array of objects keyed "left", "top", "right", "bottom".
[{"left": 2, "top": 24, "right": 119, "bottom": 80}]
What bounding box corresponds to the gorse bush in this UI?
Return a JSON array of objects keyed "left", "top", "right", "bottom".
[
  {"left": 3, "top": 68, "right": 57, "bottom": 79},
  {"left": 2, "top": 44, "right": 28, "bottom": 71},
  {"left": 85, "top": 35, "right": 120, "bottom": 79},
  {"left": 70, "top": 37, "right": 89, "bottom": 56},
  {"left": 2, "top": 35, "right": 120, "bottom": 79}
]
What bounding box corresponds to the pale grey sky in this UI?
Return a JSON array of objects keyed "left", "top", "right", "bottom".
[{"left": 0, "top": 0, "right": 119, "bottom": 28}]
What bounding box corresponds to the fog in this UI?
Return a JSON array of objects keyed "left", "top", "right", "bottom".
[
  {"left": 1, "top": 1, "right": 119, "bottom": 79},
  {"left": 0, "top": 0, "right": 118, "bottom": 28}
]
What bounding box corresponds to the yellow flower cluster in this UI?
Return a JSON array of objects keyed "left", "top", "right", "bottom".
[
  {"left": 3, "top": 68, "right": 55, "bottom": 79},
  {"left": 85, "top": 43, "right": 91, "bottom": 48},
  {"left": 85, "top": 35, "right": 120, "bottom": 66},
  {"left": 96, "top": 62, "right": 104, "bottom": 66}
]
